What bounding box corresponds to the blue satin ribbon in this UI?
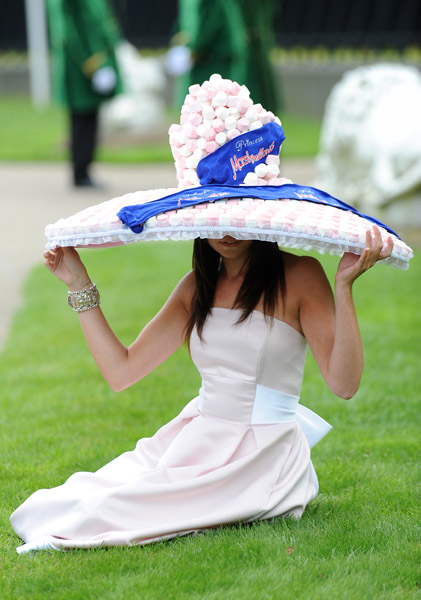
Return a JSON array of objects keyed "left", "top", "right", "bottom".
[
  {"left": 117, "top": 183, "right": 400, "bottom": 238},
  {"left": 117, "top": 122, "right": 399, "bottom": 239}
]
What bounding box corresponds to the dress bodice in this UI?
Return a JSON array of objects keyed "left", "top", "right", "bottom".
[{"left": 190, "top": 308, "right": 308, "bottom": 425}]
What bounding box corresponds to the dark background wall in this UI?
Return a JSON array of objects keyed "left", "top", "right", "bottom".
[{"left": 1, "top": 0, "right": 420, "bottom": 51}]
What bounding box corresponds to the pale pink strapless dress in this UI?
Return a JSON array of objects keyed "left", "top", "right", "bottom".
[{"left": 11, "top": 308, "right": 331, "bottom": 552}]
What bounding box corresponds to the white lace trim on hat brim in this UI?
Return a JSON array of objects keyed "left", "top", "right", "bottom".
[{"left": 45, "top": 223, "right": 412, "bottom": 270}]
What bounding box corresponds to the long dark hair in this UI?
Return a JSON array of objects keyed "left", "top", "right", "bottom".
[{"left": 184, "top": 239, "right": 286, "bottom": 343}]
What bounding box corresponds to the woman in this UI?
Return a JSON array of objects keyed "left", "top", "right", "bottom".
[{"left": 10, "top": 228, "right": 393, "bottom": 552}]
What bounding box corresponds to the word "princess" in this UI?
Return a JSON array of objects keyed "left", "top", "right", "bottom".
[{"left": 230, "top": 142, "right": 276, "bottom": 180}]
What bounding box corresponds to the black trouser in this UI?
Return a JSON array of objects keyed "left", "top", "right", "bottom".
[{"left": 70, "top": 110, "right": 98, "bottom": 184}]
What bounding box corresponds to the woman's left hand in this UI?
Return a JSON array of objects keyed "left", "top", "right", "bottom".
[{"left": 335, "top": 225, "right": 394, "bottom": 286}]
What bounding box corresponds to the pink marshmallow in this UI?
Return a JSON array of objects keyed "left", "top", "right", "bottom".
[
  {"left": 226, "top": 128, "right": 240, "bottom": 140},
  {"left": 180, "top": 114, "right": 190, "bottom": 125},
  {"left": 212, "top": 118, "right": 225, "bottom": 133},
  {"left": 169, "top": 135, "right": 181, "bottom": 149},
  {"left": 188, "top": 113, "right": 202, "bottom": 127},
  {"left": 257, "top": 178, "right": 268, "bottom": 186},
  {"left": 227, "top": 95, "right": 239, "bottom": 108},
  {"left": 168, "top": 124, "right": 181, "bottom": 134},
  {"left": 184, "top": 123, "right": 198, "bottom": 139},
  {"left": 186, "top": 139, "right": 197, "bottom": 152},
  {"left": 202, "top": 82, "right": 217, "bottom": 98},
  {"left": 188, "top": 83, "right": 201, "bottom": 96},
  {"left": 265, "top": 154, "right": 280, "bottom": 166},
  {"left": 237, "top": 118, "right": 250, "bottom": 132},
  {"left": 229, "top": 81, "right": 242, "bottom": 95},
  {"left": 238, "top": 98, "right": 253, "bottom": 113},
  {"left": 205, "top": 141, "right": 218, "bottom": 153},
  {"left": 216, "top": 80, "right": 231, "bottom": 94},
  {"left": 203, "top": 126, "right": 216, "bottom": 141},
  {"left": 231, "top": 214, "right": 245, "bottom": 227},
  {"left": 187, "top": 102, "right": 202, "bottom": 114},
  {"left": 157, "top": 213, "right": 169, "bottom": 225}
]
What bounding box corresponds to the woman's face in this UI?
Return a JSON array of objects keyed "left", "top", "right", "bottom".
[{"left": 207, "top": 236, "right": 253, "bottom": 260}]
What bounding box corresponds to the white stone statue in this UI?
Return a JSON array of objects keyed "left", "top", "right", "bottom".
[
  {"left": 100, "top": 41, "right": 166, "bottom": 136},
  {"left": 316, "top": 63, "right": 421, "bottom": 226}
]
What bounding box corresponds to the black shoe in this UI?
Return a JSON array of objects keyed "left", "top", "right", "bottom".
[{"left": 74, "top": 176, "right": 104, "bottom": 189}]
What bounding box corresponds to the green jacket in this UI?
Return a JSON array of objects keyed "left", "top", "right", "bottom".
[
  {"left": 46, "top": 0, "right": 123, "bottom": 112},
  {"left": 176, "top": 0, "right": 279, "bottom": 113}
]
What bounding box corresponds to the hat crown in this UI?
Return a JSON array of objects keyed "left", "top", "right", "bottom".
[{"left": 169, "top": 73, "right": 283, "bottom": 188}]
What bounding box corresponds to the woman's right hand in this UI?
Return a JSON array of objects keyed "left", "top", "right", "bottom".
[{"left": 43, "top": 247, "right": 91, "bottom": 291}]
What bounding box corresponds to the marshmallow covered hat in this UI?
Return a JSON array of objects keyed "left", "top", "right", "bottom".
[{"left": 45, "top": 74, "right": 413, "bottom": 269}]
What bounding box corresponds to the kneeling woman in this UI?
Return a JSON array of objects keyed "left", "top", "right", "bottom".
[{"left": 10, "top": 228, "right": 392, "bottom": 552}]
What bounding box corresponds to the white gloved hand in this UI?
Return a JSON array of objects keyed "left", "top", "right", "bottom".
[
  {"left": 165, "top": 45, "right": 192, "bottom": 77},
  {"left": 92, "top": 66, "right": 117, "bottom": 95}
]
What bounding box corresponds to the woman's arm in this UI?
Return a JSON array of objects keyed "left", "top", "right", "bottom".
[
  {"left": 44, "top": 247, "right": 193, "bottom": 392},
  {"left": 298, "top": 227, "right": 393, "bottom": 399}
]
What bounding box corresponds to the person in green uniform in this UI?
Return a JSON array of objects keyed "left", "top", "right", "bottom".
[
  {"left": 174, "top": 0, "right": 279, "bottom": 113},
  {"left": 238, "top": 0, "right": 280, "bottom": 114},
  {"left": 46, "top": 0, "right": 123, "bottom": 187}
]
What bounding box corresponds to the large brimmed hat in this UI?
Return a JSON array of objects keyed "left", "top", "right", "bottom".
[{"left": 45, "top": 74, "right": 413, "bottom": 270}]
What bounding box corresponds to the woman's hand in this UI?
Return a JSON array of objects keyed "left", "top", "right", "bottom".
[
  {"left": 43, "top": 247, "right": 91, "bottom": 291},
  {"left": 335, "top": 226, "right": 394, "bottom": 288}
]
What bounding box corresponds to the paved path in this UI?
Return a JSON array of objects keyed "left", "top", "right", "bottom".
[{"left": 0, "top": 159, "right": 317, "bottom": 349}]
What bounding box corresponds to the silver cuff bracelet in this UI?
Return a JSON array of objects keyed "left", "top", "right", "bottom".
[{"left": 67, "top": 283, "right": 100, "bottom": 313}]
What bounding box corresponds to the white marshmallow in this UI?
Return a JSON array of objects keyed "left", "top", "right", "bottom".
[
  {"left": 202, "top": 105, "right": 215, "bottom": 120},
  {"left": 255, "top": 163, "right": 269, "bottom": 178},
  {"left": 267, "top": 164, "right": 280, "bottom": 177},
  {"left": 212, "top": 91, "right": 228, "bottom": 107},
  {"left": 185, "top": 156, "right": 196, "bottom": 169},
  {"left": 193, "top": 148, "right": 205, "bottom": 161},
  {"left": 245, "top": 108, "right": 258, "bottom": 122},
  {"left": 225, "top": 116, "right": 238, "bottom": 130},
  {"left": 185, "top": 169, "right": 199, "bottom": 184},
  {"left": 196, "top": 123, "right": 209, "bottom": 137},
  {"left": 178, "top": 129, "right": 189, "bottom": 144},
  {"left": 215, "top": 106, "right": 229, "bottom": 120},
  {"left": 249, "top": 120, "right": 263, "bottom": 130},
  {"left": 196, "top": 89, "right": 209, "bottom": 102},
  {"left": 238, "top": 85, "right": 251, "bottom": 98},
  {"left": 209, "top": 73, "right": 223, "bottom": 85},
  {"left": 180, "top": 144, "right": 192, "bottom": 157},
  {"left": 243, "top": 172, "right": 259, "bottom": 185},
  {"left": 215, "top": 132, "right": 227, "bottom": 145}
]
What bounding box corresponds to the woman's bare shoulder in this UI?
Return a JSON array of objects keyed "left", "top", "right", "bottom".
[
  {"left": 171, "top": 270, "right": 195, "bottom": 309},
  {"left": 282, "top": 251, "right": 326, "bottom": 282}
]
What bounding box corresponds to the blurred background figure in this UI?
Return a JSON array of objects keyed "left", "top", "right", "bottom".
[
  {"left": 236, "top": 0, "right": 280, "bottom": 113},
  {"left": 167, "top": 0, "right": 280, "bottom": 113},
  {"left": 100, "top": 40, "right": 166, "bottom": 141},
  {"left": 317, "top": 63, "right": 421, "bottom": 229},
  {"left": 46, "top": 0, "right": 123, "bottom": 188}
]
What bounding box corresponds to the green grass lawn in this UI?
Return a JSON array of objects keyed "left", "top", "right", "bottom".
[
  {"left": 0, "top": 96, "right": 321, "bottom": 162},
  {"left": 1, "top": 242, "right": 420, "bottom": 599}
]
